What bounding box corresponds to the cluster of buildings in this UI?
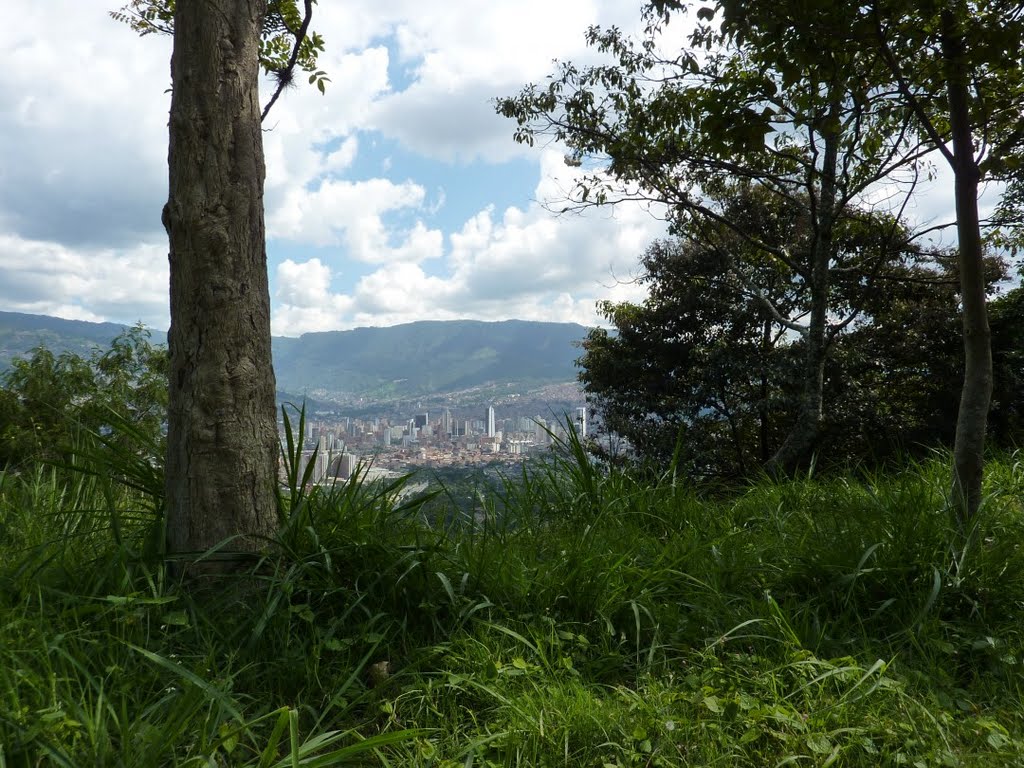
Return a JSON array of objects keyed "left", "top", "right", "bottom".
[{"left": 281, "top": 405, "right": 588, "bottom": 484}]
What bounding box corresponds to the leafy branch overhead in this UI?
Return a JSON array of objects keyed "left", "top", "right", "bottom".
[
  {"left": 498, "top": 1, "right": 945, "bottom": 474},
  {"left": 109, "top": 0, "right": 329, "bottom": 120}
]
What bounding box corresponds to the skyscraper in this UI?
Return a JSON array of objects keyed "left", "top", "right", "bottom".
[
  {"left": 340, "top": 452, "right": 358, "bottom": 479},
  {"left": 487, "top": 405, "right": 495, "bottom": 438},
  {"left": 442, "top": 408, "right": 453, "bottom": 436},
  {"left": 575, "top": 407, "right": 587, "bottom": 437}
]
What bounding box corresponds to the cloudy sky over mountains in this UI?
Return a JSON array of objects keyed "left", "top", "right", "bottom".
[
  {"left": 2, "top": 2, "right": 968, "bottom": 336},
  {"left": 1, "top": 1, "right": 675, "bottom": 336}
]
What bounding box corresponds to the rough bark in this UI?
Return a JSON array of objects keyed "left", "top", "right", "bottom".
[
  {"left": 767, "top": 106, "right": 841, "bottom": 474},
  {"left": 163, "top": 0, "right": 278, "bottom": 570},
  {"left": 942, "top": 8, "right": 992, "bottom": 523}
]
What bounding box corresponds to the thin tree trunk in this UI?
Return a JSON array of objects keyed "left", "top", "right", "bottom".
[
  {"left": 768, "top": 102, "right": 840, "bottom": 474},
  {"left": 163, "top": 0, "right": 279, "bottom": 571},
  {"left": 942, "top": 7, "right": 992, "bottom": 523},
  {"left": 759, "top": 318, "right": 772, "bottom": 464}
]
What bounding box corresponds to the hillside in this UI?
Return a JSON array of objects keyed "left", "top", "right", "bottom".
[
  {"left": 0, "top": 311, "right": 138, "bottom": 364},
  {"left": 272, "top": 319, "right": 586, "bottom": 396},
  {"left": 0, "top": 312, "right": 586, "bottom": 397}
]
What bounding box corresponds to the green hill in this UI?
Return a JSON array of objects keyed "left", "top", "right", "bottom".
[
  {"left": 272, "top": 319, "right": 586, "bottom": 396},
  {"left": 0, "top": 312, "right": 585, "bottom": 397},
  {"left": 0, "top": 311, "right": 141, "bottom": 365}
]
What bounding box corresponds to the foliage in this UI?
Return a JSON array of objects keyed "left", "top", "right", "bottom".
[
  {"left": 498, "top": 0, "right": 945, "bottom": 473},
  {"left": 0, "top": 326, "right": 167, "bottom": 468},
  {"left": 579, "top": 184, "right": 1016, "bottom": 476},
  {"left": 989, "top": 285, "right": 1024, "bottom": 446},
  {"left": 580, "top": 236, "right": 794, "bottom": 478},
  {"left": 825, "top": 255, "right": 1017, "bottom": 461},
  {"left": 109, "top": 0, "right": 330, "bottom": 99}
]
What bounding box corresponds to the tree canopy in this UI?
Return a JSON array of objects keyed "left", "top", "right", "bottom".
[
  {"left": 499, "top": 2, "right": 941, "bottom": 473},
  {"left": 581, "top": 223, "right": 1017, "bottom": 479},
  {"left": 0, "top": 326, "right": 167, "bottom": 469}
]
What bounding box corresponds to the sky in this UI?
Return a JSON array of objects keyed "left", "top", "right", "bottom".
[
  {"left": 0, "top": 0, "right": 677, "bottom": 337},
  {"left": 0, "top": 2, "right": 969, "bottom": 337}
]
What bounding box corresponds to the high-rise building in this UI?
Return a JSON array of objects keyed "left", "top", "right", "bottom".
[
  {"left": 340, "top": 452, "right": 358, "bottom": 479},
  {"left": 575, "top": 407, "right": 587, "bottom": 437},
  {"left": 414, "top": 413, "right": 428, "bottom": 429},
  {"left": 442, "top": 409, "right": 453, "bottom": 436},
  {"left": 487, "top": 406, "right": 495, "bottom": 438}
]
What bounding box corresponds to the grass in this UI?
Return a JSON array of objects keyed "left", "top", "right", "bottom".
[{"left": 1, "top": 427, "right": 1023, "bottom": 766}]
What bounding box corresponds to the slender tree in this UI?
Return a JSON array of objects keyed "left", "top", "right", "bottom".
[{"left": 870, "top": 0, "right": 1024, "bottom": 522}]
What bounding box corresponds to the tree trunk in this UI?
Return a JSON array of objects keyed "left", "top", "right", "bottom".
[
  {"left": 942, "top": 7, "right": 992, "bottom": 523},
  {"left": 767, "top": 101, "right": 841, "bottom": 474},
  {"left": 163, "top": 0, "right": 279, "bottom": 571},
  {"left": 759, "top": 318, "right": 772, "bottom": 464}
]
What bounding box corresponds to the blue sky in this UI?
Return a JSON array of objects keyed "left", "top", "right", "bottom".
[{"left": 0, "top": 1, "right": 964, "bottom": 336}]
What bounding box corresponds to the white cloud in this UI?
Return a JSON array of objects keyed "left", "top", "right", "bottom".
[
  {"left": 269, "top": 177, "right": 444, "bottom": 263},
  {"left": 268, "top": 149, "right": 668, "bottom": 334},
  {"left": 275, "top": 258, "right": 334, "bottom": 307},
  {"left": 0, "top": 234, "right": 168, "bottom": 328},
  {"left": 0, "top": 4, "right": 171, "bottom": 247},
  {"left": 273, "top": 258, "right": 355, "bottom": 335},
  {"left": 261, "top": 46, "right": 391, "bottom": 196}
]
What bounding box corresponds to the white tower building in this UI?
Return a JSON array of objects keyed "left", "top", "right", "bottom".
[{"left": 575, "top": 407, "right": 587, "bottom": 437}]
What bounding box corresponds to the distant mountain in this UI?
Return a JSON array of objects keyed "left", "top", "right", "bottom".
[
  {"left": 0, "top": 311, "right": 155, "bottom": 365},
  {"left": 272, "top": 319, "right": 587, "bottom": 397},
  {"left": 0, "top": 312, "right": 587, "bottom": 397}
]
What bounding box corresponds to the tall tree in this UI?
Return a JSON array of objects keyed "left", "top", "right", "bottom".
[
  {"left": 867, "top": 0, "right": 1024, "bottom": 522},
  {"left": 499, "top": 4, "right": 935, "bottom": 473},
  {"left": 162, "top": 0, "right": 277, "bottom": 568},
  {"left": 113, "top": 1, "right": 326, "bottom": 570}
]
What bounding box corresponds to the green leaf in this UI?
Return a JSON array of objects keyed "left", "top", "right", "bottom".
[
  {"left": 806, "top": 734, "right": 832, "bottom": 754},
  {"left": 702, "top": 695, "right": 722, "bottom": 714},
  {"left": 162, "top": 610, "right": 190, "bottom": 627}
]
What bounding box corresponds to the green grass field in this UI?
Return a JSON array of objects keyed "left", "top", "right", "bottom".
[{"left": 2, "top": 432, "right": 1023, "bottom": 766}]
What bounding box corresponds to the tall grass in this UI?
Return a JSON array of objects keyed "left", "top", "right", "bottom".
[{"left": 1, "top": 421, "right": 1022, "bottom": 765}]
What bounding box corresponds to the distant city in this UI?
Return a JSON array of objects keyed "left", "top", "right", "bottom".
[{"left": 285, "top": 402, "right": 588, "bottom": 484}]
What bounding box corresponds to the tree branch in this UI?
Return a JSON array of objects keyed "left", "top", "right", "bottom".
[
  {"left": 261, "top": 0, "right": 314, "bottom": 122},
  {"left": 871, "top": 5, "right": 955, "bottom": 167}
]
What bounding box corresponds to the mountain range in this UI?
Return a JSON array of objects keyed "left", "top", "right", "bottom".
[{"left": 0, "top": 311, "right": 588, "bottom": 398}]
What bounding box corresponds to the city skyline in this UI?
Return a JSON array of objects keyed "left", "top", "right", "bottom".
[{"left": 288, "top": 400, "right": 588, "bottom": 483}]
